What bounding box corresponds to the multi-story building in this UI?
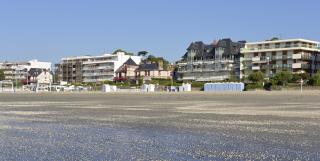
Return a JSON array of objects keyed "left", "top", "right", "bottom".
[
  {"left": 82, "top": 52, "right": 141, "bottom": 83},
  {"left": 55, "top": 52, "right": 141, "bottom": 83},
  {"left": 0, "top": 60, "right": 51, "bottom": 83},
  {"left": 240, "top": 38, "right": 320, "bottom": 79},
  {"left": 55, "top": 56, "right": 91, "bottom": 83},
  {"left": 176, "top": 38, "right": 245, "bottom": 81}
]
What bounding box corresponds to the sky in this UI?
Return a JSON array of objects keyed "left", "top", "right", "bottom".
[{"left": 0, "top": 0, "right": 320, "bottom": 63}]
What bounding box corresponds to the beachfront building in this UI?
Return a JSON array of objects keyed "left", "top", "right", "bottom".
[
  {"left": 135, "top": 61, "right": 172, "bottom": 80},
  {"left": 114, "top": 58, "right": 140, "bottom": 82},
  {"left": 0, "top": 60, "right": 51, "bottom": 83},
  {"left": 82, "top": 52, "right": 141, "bottom": 83},
  {"left": 240, "top": 38, "right": 320, "bottom": 79},
  {"left": 115, "top": 59, "right": 172, "bottom": 82},
  {"left": 176, "top": 38, "right": 245, "bottom": 81},
  {"left": 54, "top": 56, "right": 91, "bottom": 83},
  {"left": 55, "top": 52, "right": 141, "bottom": 83}
]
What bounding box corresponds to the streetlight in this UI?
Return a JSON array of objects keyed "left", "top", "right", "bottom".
[{"left": 266, "top": 56, "right": 270, "bottom": 80}]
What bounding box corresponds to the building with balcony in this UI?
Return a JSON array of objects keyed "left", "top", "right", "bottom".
[
  {"left": 240, "top": 38, "right": 320, "bottom": 79},
  {"left": 0, "top": 60, "right": 51, "bottom": 83},
  {"left": 176, "top": 38, "right": 245, "bottom": 81},
  {"left": 55, "top": 56, "right": 91, "bottom": 83},
  {"left": 55, "top": 52, "right": 141, "bottom": 83}
]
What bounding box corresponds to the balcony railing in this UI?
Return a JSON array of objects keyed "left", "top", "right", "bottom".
[
  {"left": 241, "top": 44, "right": 320, "bottom": 52},
  {"left": 83, "top": 72, "right": 114, "bottom": 77}
]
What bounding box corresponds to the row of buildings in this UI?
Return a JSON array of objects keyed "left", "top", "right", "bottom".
[
  {"left": 0, "top": 52, "right": 172, "bottom": 85},
  {"left": 1, "top": 38, "right": 320, "bottom": 85},
  {"left": 54, "top": 51, "right": 172, "bottom": 84},
  {"left": 176, "top": 38, "right": 320, "bottom": 81},
  {"left": 0, "top": 59, "right": 52, "bottom": 84}
]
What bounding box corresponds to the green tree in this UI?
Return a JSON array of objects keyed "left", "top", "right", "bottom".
[
  {"left": 112, "top": 49, "right": 127, "bottom": 55},
  {"left": 248, "top": 71, "right": 265, "bottom": 83},
  {"left": 137, "top": 51, "right": 148, "bottom": 57},
  {"left": 145, "top": 55, "right": 170, "bottom": 70},
  {"left": 0, "top": 69, "right": 4, "bottom": 81},
  {"left": 227, "top": 70, "right": 238, "bottom": 82},
  {"left": 291, "top": 73, "right": 310, "bottom": 83},
  {"left": 308, "top": 71, "right": 320, "bottom": 86},
  {"left": 272, "top": 71, "right": 292, "bottom": 86}
]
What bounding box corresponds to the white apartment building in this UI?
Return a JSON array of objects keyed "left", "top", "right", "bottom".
[
  {"left": 240, "top": 38, "right": 320, "bottom": 79},
  {"left": 82, "top": 52, "right": 141, "bottom": 83},
  {"left": 0, "top": 60, "right": 51, "bottom": 81}
]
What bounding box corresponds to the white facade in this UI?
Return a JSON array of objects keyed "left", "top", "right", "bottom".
[
  {"left": 0, "top": 60, "right": 51, "bottom": 80},
  {"left": 81, "top": 52, "right": 141, "bottom": 83},
  {"left": 240, "top": 38, "right": 320, "bottom": 79}
]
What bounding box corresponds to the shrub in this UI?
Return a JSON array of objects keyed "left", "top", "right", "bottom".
[
  {"left": 248, "top": 71, "right": 265, "bottom": 83},
  {"left": 245, "top": 83, "right": 264, "bottom": 91},
  {"left": 272, "top": 71, "right": 292, "bottom": 86},
  {"left": 308, "top": 71, "right": 320, "bottom": 86}
]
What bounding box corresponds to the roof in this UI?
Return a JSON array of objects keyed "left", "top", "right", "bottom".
[
  {"left": 124, "top": 58, "right": 138, "bottom": 66},
  {"left": 246, "top": 38, "right": 320, "bottom": 45},
  {"left": 182, "top": 38, "right": 245, "bottom": 60},
  {"left": 28, "top": 68, "right": 44, "bottom": 77},
  {"left": 138, "top": 63, "right": 159, "bottom": 71}
]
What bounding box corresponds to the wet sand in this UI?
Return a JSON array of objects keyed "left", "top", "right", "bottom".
[{"left": 0, "top": 91, "right": 320, "bottom": 160}]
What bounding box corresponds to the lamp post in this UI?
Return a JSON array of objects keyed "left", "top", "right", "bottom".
[
  {"left": 300, "top": 78, "right": 303, "bottom": 93},
  {"left": 267, "top": 56, "right": 270, "bottom": 80}
]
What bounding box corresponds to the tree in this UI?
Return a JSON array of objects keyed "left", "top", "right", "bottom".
[
  {"left": 291, "top": 73, "right": 310, "bottom": 83},
  {"left": 137, "top": 51, "right": 148, "bottom": 57},
  {"left": 228, "top": 70, "right": 238, "bottom": 82},
  {"left": 145, "top": 55, "right": 170, "bottom": 70},
  {"left": 308, "top": 71, "right": 320, "bottom": 86},
  {"left": 248, "top": 71, "right": 265, "bottom": 83},
  {"left": 272, "top": 71, "right": 292, "bottom": 86},
  {"left": 112, "top": 49, "right": 127, "bottom": 55},
  {"left": 0, "top": 69, "right": 4, "bottom": 81}
]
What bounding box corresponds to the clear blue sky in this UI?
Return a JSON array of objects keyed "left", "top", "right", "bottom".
[{"left": 0, "top": 0, "right": 319, "bottom": 63}]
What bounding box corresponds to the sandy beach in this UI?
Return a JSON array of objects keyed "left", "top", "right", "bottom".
[{"left": 0, "top": 91, "right": 319, "bottom": 160}]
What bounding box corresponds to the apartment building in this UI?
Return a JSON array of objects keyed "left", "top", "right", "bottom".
[
  {"left": 55, "top": 56, "right": 91, "bottom": 83},
  {"left": 176, "top": 39, "right": 245, "bottom": 81},
  {"left": 240, "top": 38, "right": 320, "bottom": 79},
  {"left": 55, "top": 52, "right": 141, "bottom": 83},
  {"left": 0, "top": 60, "right": 51, "bottom": 83}
]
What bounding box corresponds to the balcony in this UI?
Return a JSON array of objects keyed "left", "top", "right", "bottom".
[
  {"left": 271, "top": 64, "right": 283, "bottom": 69},
  {"left": 292, "top": 63, "right": 302, "bottom": 69},
  {"left": 241, "top": 44, "right": 320, "bottom": 53},
  {"left": 83, "top": 72, "right": 114, "bottom": 77},
  {"left": 301, "top": 55, "right": 312, "bottom": 60},
  {"left": 83, "top": 79, "right": 97, "bottom": 83},
  {"left": 252, "top": 66, "right": 260, "bottom": 70},
  {"left": 272, "top": 56, "right": 283, "bottom": 60},
  {"left": 252, "top": 57, "right": 260, "bottom": 62},
  {"left": 282, "top": 64, "right": 292, "bottom": 68},
  {"left": 292, "top": 54, "right": 302, "bottom": 59},
  {"left": 83, "top": 66, "right": 113, "bottom": 70}
]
